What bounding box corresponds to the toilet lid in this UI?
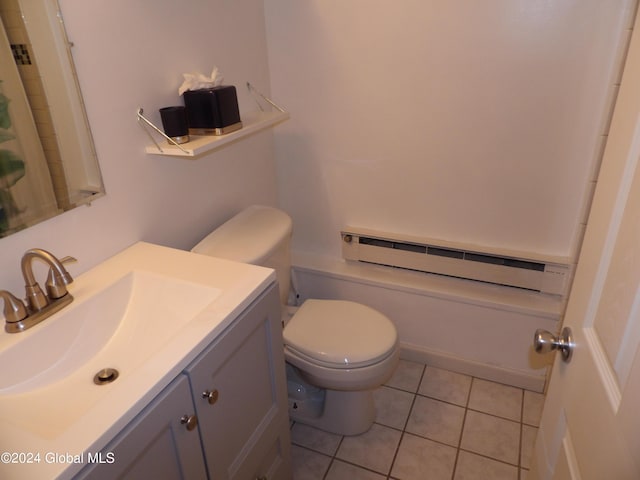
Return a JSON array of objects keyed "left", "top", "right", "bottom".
[{"left": 283, "top": 299, "right": 397, "bottom": 369}]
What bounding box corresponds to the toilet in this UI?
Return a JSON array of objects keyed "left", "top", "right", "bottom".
[{"left": 191, "top": 205, "right": 399, "bottom": 435}]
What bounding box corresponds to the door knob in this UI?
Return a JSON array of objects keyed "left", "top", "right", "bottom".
[{"left": 533, "top": 327, "right": 574, "bottom": 362}]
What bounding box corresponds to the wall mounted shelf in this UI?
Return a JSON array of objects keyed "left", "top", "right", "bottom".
[{"left": 144, "top": 110, "right": 290, "bottom": 158}]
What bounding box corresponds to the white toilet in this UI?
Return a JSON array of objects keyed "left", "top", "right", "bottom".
[{"left": 191, "top": 205, "right": 399, "bottom": 435}]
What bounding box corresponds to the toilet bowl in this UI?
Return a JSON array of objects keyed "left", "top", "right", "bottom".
[
  {"left": 191, "top": 205, "right": 399, "bottom": 435},
  {"left": 283, "top": 299, "right": 398, "bottom": 391},
  {"left": 283, "top": 299, "right": 398, "bottom": 435}
]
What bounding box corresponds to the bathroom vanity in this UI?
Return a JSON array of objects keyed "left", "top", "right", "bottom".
[{"left": 0, "top": 243, "right": 291, "bottom": 480}]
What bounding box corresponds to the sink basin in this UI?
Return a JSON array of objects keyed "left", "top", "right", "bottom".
[{"left": 0, "top": 270, "right": 220, "bottom": 393}]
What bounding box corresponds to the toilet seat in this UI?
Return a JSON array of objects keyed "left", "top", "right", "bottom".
[{"left": 283, "top": 299, "right": 398, "bottom": 369}]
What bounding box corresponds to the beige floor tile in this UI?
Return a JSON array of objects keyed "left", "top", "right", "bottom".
[
  {"left": 468, "top": 378, "right": 523, "bottom": 421},
  {"left": 336, "top": 423, "right": 402, "bottom": 474},
  {"left": 460, "top": 410, "right": 520, "bottom": 465},
  {"left": 385, "top": 359, "right": 424, "bottom": 392},
  {"left": 325, "top": 459, "right": 387, "bottom": 479},
  {"left": 291, "top": 422, "right": 343, "bottom": 456},
  {"left": 391, "top": 433, "right": 457, "bottom": 480},
  {"left": 291, "top": 444, "right": 332, "bottom": 480},
  {"left": 419, "top": 366, "right": 472, "bottom": 406},
  {"left": 288, "top": 365, "right": 543, "bottom": 478},
  {"left": 373, "top": 385, "right": 415, "bottom": 430},
  {"left": 406, "top": 395, "right": 465, "bottom": 447},
  {"left": 521, "top": 424, "right": 537, "bottom": 469},
  {"left": 454, "top": 451, "right": 518, "bottom": 480}
]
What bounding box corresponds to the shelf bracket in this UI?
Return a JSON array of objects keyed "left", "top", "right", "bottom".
[
  {"left": 246, "top": 82, "right": 286, "bottom": 113},
  {"left": 137, "top": 108, "right": 189, "bottom": 154}
]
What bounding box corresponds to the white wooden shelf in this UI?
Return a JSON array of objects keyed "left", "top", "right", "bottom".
[{"left": 145, "top": 110, "right": 289, "bottom": 157}]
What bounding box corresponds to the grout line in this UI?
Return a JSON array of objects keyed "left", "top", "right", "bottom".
[
  {"left": 386, "top": 362, "right": 426, "bottom": 478},
  {"left": 321, "top": 433, "right": 345, "bottom": 480},
  {"left": 457, "top": 447, "right": 524, "bottom": 469},
  {"left": 518, "top": 389, "right": 525, "bottom": 480},
  {"left": 451, "top": 376, "right": 474, "bottom": 479}
]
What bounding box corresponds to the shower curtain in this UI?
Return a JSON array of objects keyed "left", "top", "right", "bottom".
[{"left": 0, "top": 15, "right": 59, "bottom": 236}]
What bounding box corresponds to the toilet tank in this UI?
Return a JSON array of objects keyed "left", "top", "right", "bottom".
[{"left": 191, "top": 205, "right": 293, "bottom": 305}]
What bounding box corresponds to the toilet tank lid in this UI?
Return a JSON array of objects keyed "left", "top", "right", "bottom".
[{"left": 191, "top": 205, "right": 292, "bottom": 263}]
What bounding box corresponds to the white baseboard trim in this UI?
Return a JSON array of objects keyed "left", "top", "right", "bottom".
[{"left": 399, "top": 342, "right": 547, "bottom": 393}]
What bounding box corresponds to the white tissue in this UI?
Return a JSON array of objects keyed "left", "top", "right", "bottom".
[{"left": 178, "top": 67, "right": 224, "bottom": 96}]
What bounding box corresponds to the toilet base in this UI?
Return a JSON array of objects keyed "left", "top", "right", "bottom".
[{"left": 288, "top": 384, "right": 376, "bottom": 436}]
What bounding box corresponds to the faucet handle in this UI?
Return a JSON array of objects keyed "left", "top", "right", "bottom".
[
  {"left": 45, "top": 256, "right": 77, "bottom": 299},
  {"left": 0, "top": 290, "right": 27, "bottom": 324}
]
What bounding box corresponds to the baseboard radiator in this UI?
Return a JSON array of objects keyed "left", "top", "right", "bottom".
[{"left": 341, "top": 228, "right": 571, "bottom": 296}]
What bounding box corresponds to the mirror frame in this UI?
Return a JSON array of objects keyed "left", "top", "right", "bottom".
[{"left": 0, "top": 0, "right": 104, "bottom": 237}]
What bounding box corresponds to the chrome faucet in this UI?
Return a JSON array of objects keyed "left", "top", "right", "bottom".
[
  {"left": 21, "top": 249, "right": 75, "bottom": 311},
  {"left": 2, "top": 249, "right": 76, "bottom": 333}
]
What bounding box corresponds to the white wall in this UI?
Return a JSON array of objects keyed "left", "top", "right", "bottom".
[
  {"left": 264, "top": 0, "right": 635, "bottom": 261},
  {"left": 0, "top": 0, "right": 277, "bottom": 293},
  {"left": 263, "top": 0, "right": 637, "bottom": 388}
]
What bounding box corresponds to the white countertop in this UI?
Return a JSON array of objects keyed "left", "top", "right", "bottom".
[{"left": 0, "top": 242, "right": 275, "bottom": 480}]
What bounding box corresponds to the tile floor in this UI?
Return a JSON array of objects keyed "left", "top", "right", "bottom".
[{"left": 289, "top": 359, "right": 545, "bottom": 480}]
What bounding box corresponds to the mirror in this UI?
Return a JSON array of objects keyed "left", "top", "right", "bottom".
[{"left": 0, "top": 0, "right": 104, "bottom": 238}]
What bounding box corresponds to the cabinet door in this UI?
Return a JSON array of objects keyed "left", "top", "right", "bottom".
[
  {"left": 75, "top": 375, "right": 207, "bottom": 480},
  {"left": 186, "top": 284, "right": 292, "bottom": 480}
]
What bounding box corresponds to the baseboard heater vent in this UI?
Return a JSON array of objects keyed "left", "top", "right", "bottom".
[{"left": 341, "top": 230, "right": 571, "bottom": 296}]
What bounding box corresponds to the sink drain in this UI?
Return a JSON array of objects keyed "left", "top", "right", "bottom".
[{"left": 93, "top": 368, "right": 119, "bottom": 385}]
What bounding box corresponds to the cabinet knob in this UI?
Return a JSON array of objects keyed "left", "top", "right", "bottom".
[
  {"left": 202, "top": 389, "right": 219, "bottom": 405},
  {"left": 180, "top": 414, "right": 198, "bottom": 431}
]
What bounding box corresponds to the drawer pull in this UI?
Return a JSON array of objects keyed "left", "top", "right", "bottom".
[
  {"left": 180, "top": 414, "right": 198, "bottom": 431},
  {"left": 202, "top": 389, "right": 219, "bottom": 405}
]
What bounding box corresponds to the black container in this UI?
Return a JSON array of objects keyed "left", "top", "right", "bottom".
[
  {"left": 183, "top": 85, "right": 242, "bottom": 135},
  {"left": 159, "top": 106, "right": 189, "bottom": 144}
]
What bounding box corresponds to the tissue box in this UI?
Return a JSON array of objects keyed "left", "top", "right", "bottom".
[{"left": 183, "top": 85, "right": 242, "bottom": 135}]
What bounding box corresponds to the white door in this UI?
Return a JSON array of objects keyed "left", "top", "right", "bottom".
[{"left": 530, "top": 7, "right": 640, "bottom": 480}]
